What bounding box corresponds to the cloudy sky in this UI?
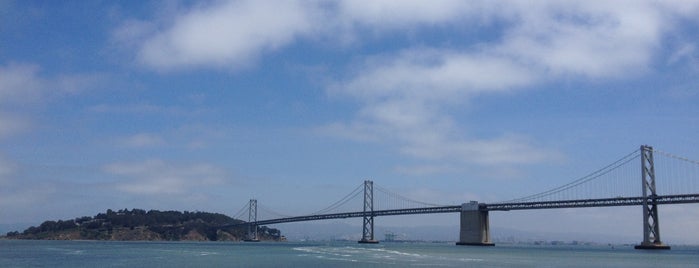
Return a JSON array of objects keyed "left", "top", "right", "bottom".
[{"left": 1, "top": 1, "right": 699, "bottom": 242}]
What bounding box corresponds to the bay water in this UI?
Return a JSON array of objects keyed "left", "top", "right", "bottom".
[{"left": 1, "top": 240, "right": 698, "bottom": 267}]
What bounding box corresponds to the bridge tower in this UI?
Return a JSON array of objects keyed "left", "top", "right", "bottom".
[
  {"left": 635, "top": 145, "right": 670, "bottom": 249},
  {"left": 244, "top": 199, "right": 260, "bottom": 242},
  {"left": 358, "top": 180, "right": 379, "bottom": 244}
]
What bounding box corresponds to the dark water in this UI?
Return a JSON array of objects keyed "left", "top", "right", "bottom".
[{"left": 1, "top": 240, "right": 698, "bottom": 267}]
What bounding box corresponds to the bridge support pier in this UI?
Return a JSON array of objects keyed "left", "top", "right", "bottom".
[{"left": 456, "top": 201, "right": 494, "bottom": 246}]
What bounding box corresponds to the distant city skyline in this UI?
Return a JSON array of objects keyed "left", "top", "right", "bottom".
[{"left": 1, "top": 1, "right": 698, "bottom": 243}]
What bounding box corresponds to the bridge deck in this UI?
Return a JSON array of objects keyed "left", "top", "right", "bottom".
[
  {"left": 485, "top": 194, "right": 699, "bottom": 211},
  {"left": 222, "top": 194, "right": 699, "bottom": 227}
]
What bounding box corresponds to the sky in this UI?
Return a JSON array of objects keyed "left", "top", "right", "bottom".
[{"left": 1, "top": 0, "right": 699, "bottom": 243}]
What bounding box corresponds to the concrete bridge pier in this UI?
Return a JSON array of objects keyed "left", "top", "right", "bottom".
[{"left": 456, "top": 201, "right": 494, "bottom": 246}]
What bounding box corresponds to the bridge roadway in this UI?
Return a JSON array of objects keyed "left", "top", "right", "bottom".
[
  {"left": 222, "top": 194, "right": 699, "bottom": 227},
  {"left": 485, "top": 193, "right": 699, "bottom": 211}
]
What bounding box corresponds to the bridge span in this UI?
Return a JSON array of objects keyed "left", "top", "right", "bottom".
[
  {"left": 227, "top": 145, "right": 699, "bottom": 250},
  {"left": 230, "top": 193, "right": 699, "bottom": 226},
  {"left": 485, "top": 193, "right": 699, "bottom": 211}
]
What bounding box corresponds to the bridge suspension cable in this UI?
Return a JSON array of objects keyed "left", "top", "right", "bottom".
[
  {"left": 499, "top": 149, "right": 641, "bottom": 203},
  {"left": 653, "top": 149, "right": 699, "bottom": 196},
  {"left": 258, "top": 204, "right": 294, "bottom": 220},
  {"left": 306, "top": 183, "right": 364, "bottom": 215},
  {"left": 374, "top": 185, "right": 444, "bottom": 210},
  {"left": 232, "top": 202, "right": 249, "bottom": 221},
  {"left": 250, "top": 182, "right": 366, "bottom": 221}
]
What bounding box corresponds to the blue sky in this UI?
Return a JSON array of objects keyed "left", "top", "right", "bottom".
[{"left": 2, "top": 0, "right": 699, "bottom": 242}]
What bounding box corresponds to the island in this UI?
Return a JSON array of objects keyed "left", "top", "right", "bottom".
[{"left": 2, "top": 208, "right": 282, "bottom": 242}]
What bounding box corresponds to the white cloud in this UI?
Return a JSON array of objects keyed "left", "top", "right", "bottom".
[
  {"left": 118, "top": 0, "right": 698, "bottom": 173},
  {"left": 323, "top": 1, "right": 694, "bottom": 173},
  {"left": 667, "top": 43, "right": 698, "bottom": 72},
  {"left": 117, "top": 133, "right": 166, "bottom": 148},
  {"left": 0, "top": 63, "right": 44, "bottom": 103},
  {"left": 129, "top": 0, "right": 319, "bottom": 71},
  {"left": 103, "top": 159, "right": 228, "bottom": 195},
  {"left": 494, "top": 1, "right": 664, "bottom": 78},
  {"left": 121, "top": 1, "right": 697, "bottom": 75},
  {"left": 0, "top": 157, "right": 63, "bottom": 223},
  {"left": 0, "top": 113, "right": 30, "bottom": 140},
  {"left": 112, "top": 124, "right": 225, "bottom": 151},
  {"left": 0, "top": 182, "right": 56, "bottom": 206},
  {"left": 393, "top": 164, "right": 458, "bottom": 176},
  {"left": 0, "top": 63, "right": 42, "bottom": 139},
  {"left": 326, "top": 49, "right": 556, "bottom": 169},
  {"left": 112, "top": 19, "right": 157, "bottom": 49},
  {"left": 0, "top": 183, "right": 58, "bottom": 224},
  {"left": 89, "top": 103, "right": 178, "bottom": 115},
  {"left": 337, "top": 0, "right": 479, "bottom": 28},
  {"left": 0, "top": 63, "right": 106, "bottom": 100},
  {"left": 55, "top": 73, "right": 107, "bottom": 94},
  {"left": 0, "top": 156, "right": 17, "bottom": 186},
  {"left": 336, "top": 49, "right": 536, "bottom": 101},
  {"left": 658, "top": 0, "right": 699, "bottom": 18},
  {"left": 0, "top": 62, "right": 109, "bottom": 140}
]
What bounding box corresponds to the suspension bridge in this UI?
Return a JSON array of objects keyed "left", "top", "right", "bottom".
[{"left": 224, "top": 145, "right": 699, "bottom": 250}]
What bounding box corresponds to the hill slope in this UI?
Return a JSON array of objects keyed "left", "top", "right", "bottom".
[{"left": 3, "top": 208, "right": 281, "bottom": 241}]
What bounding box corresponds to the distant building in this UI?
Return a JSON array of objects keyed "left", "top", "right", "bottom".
[{"left": 385, "top": 232, "right": 397, "bottom": 242}]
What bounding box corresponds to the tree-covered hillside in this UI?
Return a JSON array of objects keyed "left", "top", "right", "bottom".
[{"left": 3, "top": 208, "right": 281, "bottom": 241}]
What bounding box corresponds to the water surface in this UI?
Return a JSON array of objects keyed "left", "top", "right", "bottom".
[{"left": 1, "top": 240, "right": 697, "bottom": 267}]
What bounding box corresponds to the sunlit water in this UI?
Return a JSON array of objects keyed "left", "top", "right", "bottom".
[{"left": 1, "top": 240, "right": 698, "bottom": 267}]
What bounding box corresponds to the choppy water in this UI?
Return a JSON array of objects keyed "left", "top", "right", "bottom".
[{"left": 1, "top": 240, "right": 698, "bottom": 267}]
